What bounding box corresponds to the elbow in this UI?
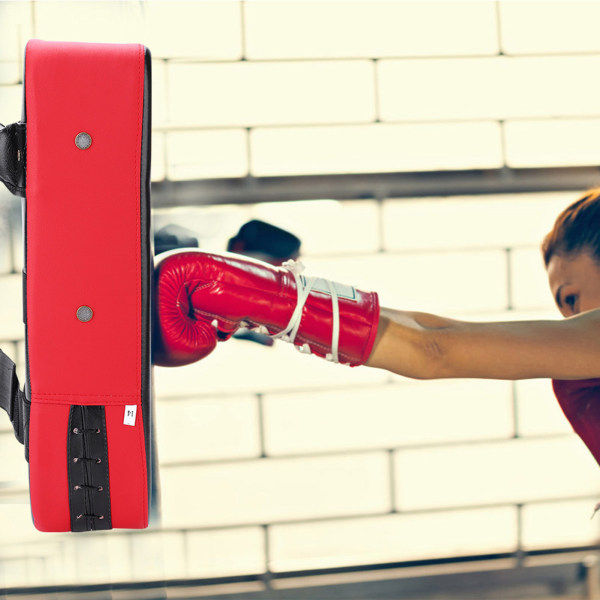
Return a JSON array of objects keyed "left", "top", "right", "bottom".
[{"left": 413, "top": 328, "right": 450, "bottom": 379}]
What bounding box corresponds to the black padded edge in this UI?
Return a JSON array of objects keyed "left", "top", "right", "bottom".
[
  {"left": 22, "top": 43, "right": 31, "bottom": 464},
  {"left": 67, "top": 406, "right": 112, "bottom": 532},
  {"left": 140, "top": 46, "right": 157, "bottom": 522}
]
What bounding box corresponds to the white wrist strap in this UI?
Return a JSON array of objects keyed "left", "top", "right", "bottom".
[{"left": 271, "top": 260, "right": 340, "bottom": 363}]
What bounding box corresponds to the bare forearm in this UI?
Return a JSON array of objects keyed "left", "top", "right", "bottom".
[{"left": 366, "top": 307, "right": 600, "bottom": 380}]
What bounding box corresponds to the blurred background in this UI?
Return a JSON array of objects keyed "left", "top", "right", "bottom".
[{"left": 2, "top": 1, "right": 600, "bottom": 598}]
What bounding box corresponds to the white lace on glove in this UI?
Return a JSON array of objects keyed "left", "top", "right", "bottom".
[{"left": 270, "top": 259, "right": 340, "bottom": 363}]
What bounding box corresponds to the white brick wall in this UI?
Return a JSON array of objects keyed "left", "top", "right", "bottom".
[
  {"left": 1, "top": 0, "right": 599, "bottom": 589},
  {"left": 498, "top": 1, "right": 600, "bottom": 55},
  {"left": 394, "top": 437, "right": 600, "bottom": 511},
  {"left": 379, "top": 56, "right": 600, "bottom": 121},
  {"left": 4, "top": 3, "right": 600, "bottom": 178},
  {"left": 250, "top": 122, "right": 504, "bottom": 176},
  {"left": 263, "top": 380, "right": 514, "bottom": 455},
  {"left": 521, "top": 500, "right": 600, "bottom": 550},
  {"left": 505, "top": 119, "right": 600, "bottom": 168},
  {"left": 160, "top": 451, "right": 391, "bottom": 528},
  {"left": 244, "top": 2, "right": 499, "bottom": 59},
  {"left": 168, "top": 60, "right": 376, "bottom": 127},
  {"left": 166, "top": 128, "right": 249, "bottom": 180},
  {"left": 516, "top": 379, "right": 574, "bottom": 437},
  {"left": 157, "top": 395, "right": 261, "bottom": 463},
  {"left": 269, "top": 507, "right": 518, "bottom": 572}
]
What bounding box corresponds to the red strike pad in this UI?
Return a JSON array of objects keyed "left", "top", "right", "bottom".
[{"left": 25, "top": 40, "right": 148, "bottom": 530}]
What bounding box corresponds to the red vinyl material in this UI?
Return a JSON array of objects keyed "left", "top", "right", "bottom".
[
  {"left": 552, "top": 378, "right": 600, "bottom": 467},
  {"left": 25, "top": 40, "right": 148, "bottom": 531},
  {"left": 154, "top": 249, "right": 380, "bottom": 367}
]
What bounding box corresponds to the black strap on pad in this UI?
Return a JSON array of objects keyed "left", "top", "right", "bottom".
[
  {"left": 0, "top": 348, "right": 25, "bottom": 445},
  {"left": 0, "top": 122, "right": 26, "bottom": 198}
]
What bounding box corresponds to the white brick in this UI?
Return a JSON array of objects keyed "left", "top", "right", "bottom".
[
  {"left": 0, "top": 409, "right": 12, "bottom": 433},
  {"left": 522, "top": 500, "right": 600, "bottom": 550},
  {"left": 264, "top": 380, "right": 513, "bottom": 455},
  {"left": 153, "top": 336, "right": 388, "bottom": 398},
  {"left": 0, "top": 540, "right": 63, "bottom": 588},
  {"left": 245, "top": 1, "right": 498, "bottom": 59},
  {"left": 0, "top": 504, "right": 44, "bottom": 545},
  {"left": 505, "top": 119, "right": 600, "bottom": 168},
  {"left": 156, "top": 395, "right": 261, "bottom": 463},
  {"left": 141, "top": 1, "right": 242, "bottom": 60},
  {"left": 499, "top": 1, "right": 600, "bottom": 55},
  {"left": 103, "top": 534, "right": 134, "bottom": 583},
  {"left": 0, "top": 84, "right": 22, "bottom": 124},
  {"left": 0, "top": 2, "right": 33, "bottom": 62},
  {"left": 306, "top": 251, "right": 507, "bottom": 313},
  {"left": 34, "top": 1, "right": 144, "bottom": 44},
  {"left": 186, "top": 527, "right": 266, "bottom": 578},
  {"left": 0, "top": 556, "right": 45, "bottom": 588},
  {"left": 49, "top": 539, "right": 81, "bottom": 586},
  {"left": 0, "top": 557, "right": 26, "bottom": 588},
  {"left": 511, "top": 247, "right": 559, "bottom": 311},
  {"left": 382, "top": 192, "right": 577, "bottom": 252},
  {"left": 0, "top": 274, "right": 23, "bottom": 340},
  {"left": 0, "top": 62, "right": 20, "bottom": 86},
  {"left": 151, "top": 59, "right": 167, "bottom": 128},
  {"left": 160, "top": 451, "right": 390, "bottom": 528},
  {"left": 150, "top": 130, "right": 166, "bottom": 182},
  {"left": 70, "top": 536, "right": 113, "bottom": 584},
  {"left": 15, "top": 341, "right": 25, "bottom": 384},
  {"left": 394, "top": 437, "right": 600, "bottom": 511},
  {"left": 0, "top": 433, "right": 28, "bottom": 487},
  {"left": 270, "top": 507, "right": 517, "bottom": 571},
  {"left": 55, "top": 534, "right": 145, "bottom": 586},
  {"left": 130, "top": 532, "right": 186, "bottom": 581},
  {"left": 516, "top": 379, "right": 574, "bottom": 437},
  {"left": 380, "top": 56, "right": 600, "bottom": 121},
  {"left": 0, "top": 204, "right": 13, "bottom": 274},
  {"left": 10, "top": 198, "right": 24, "bottom": 274},
  {"left": 251, "top": 122, "right": 503, "bottom": 176},
  {"left": 168, "top": 60, "right": 375, "bottom": 127},
  {"left": 251, "top": 199, "right": 380, "bottom": 256},
  {"left": 166, "top": 129, "right": 248, "bottom": 180}
]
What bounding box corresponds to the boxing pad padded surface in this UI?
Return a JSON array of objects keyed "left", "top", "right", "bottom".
[{"left": 24, "top": 40, "right": 152, "bottom": 531}]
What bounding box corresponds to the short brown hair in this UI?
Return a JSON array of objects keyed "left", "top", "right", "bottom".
[{"left": 542, "top": 187, "right": 600, "bottom": 266}]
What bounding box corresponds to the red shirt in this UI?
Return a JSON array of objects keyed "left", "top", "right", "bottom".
[{"left": 552, "top": 378, "right": 600, "bottom": 466}]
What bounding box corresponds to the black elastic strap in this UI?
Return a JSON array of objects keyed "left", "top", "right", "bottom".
[
  {"left": 0, "top": 122, "right": 26, "bottom": 198},
  {"left": 0, "top": 348, "right": 25, "bottom": 445}
]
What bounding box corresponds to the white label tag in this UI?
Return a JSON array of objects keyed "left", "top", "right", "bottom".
[
  {"left": 123, "top": 405, "right": 137, "bottom": 426},
  {"left": 301, "top": 275, "right": 357, "bottom": 300}
]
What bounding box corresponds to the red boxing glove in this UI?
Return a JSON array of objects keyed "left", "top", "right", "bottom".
[{"left": 153, "top": 249, "right": 380, "bottom": 368}]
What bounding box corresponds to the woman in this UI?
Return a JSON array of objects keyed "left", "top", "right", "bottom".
[{"left": 154, "top": 188, "right": 600, "bottom": 464}]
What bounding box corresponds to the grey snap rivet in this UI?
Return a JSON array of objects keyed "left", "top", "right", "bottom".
[
  {"left": 77, "top": 306, "right": 93, "bottom": 322},
  {"left": 75, "top": 132, "right": 92, "bottom": 150}
]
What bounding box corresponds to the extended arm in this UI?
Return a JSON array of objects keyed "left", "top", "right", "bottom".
[
  {"left": 367, "top": 307, "right": 600, "bottom": 380},
  {"left": 153, "top": 250, "right": 600, "bottom": 381}
]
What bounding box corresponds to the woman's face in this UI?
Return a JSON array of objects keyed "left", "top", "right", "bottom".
[{"left": 547, "top": 251, "right": 600, "bottom": 317}]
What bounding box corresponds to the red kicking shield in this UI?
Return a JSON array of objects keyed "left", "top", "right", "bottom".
[{"left": 0, "top": 40, "right": 154, "bottom": 532}]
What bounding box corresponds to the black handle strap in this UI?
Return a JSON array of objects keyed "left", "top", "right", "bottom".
[
  {"left": 0, "top": 348, "right": 25, "bottom": 445},
  {"left": 0, "top": 122, "right": 26, "bottom": 198}
]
